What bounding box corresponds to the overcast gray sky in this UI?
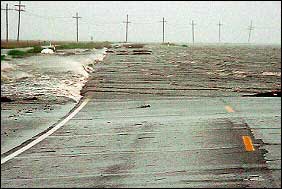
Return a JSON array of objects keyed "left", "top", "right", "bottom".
[{"left": 1, "top": 1, "right": 281, "bottom": 44}]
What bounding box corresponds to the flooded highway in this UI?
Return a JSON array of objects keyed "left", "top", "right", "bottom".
[
  {"left": 1, "top": 48, "right": 107, "bottom": 155},
  {"left": 1, "top": 44, "right": 281, "bottom": 187}
]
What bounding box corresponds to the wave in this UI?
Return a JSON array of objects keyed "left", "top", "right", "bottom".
[
  {"left": 1, "top": 62, "right": 15, "bottom": 71},
  {"left": 1, "top": 48, "right": 107, "bottom": 103}
]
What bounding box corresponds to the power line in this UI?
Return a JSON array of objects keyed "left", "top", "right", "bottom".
[
  {"left": 254, "top": 26, "right": 280, "bottom": 30},
  {"left": 217, "top": 20, "right": 223, "bottom": 43},
  {"left": 123, "top": 14, "right": 131, "bottom": 43},
  {"left": 95, "top": 22, "right": 122, "bottom": 25},
  {"left": 190, "top": 20, "right": 196, "bottom": 44},
  {"left": 131, "top": 21, "right": 158, "bottom": 24},
  {"left": 1, "top": 6, "right": 279, "bottom": 43},
  {"left": 160, "top": 17, "right": 167, "bottom": 43},
  {"left": 14, "top": 1, "right": 25, "bottom": 42},
  {"left": 24, "top": 11, "right": 70, "bottom": 20},
  {"left": 1, "top": 4, "right": 14, "bottom": 42},
  {"left": 247, "top": 20, "right": 254, "bottom": 43},
  {"left": 73, "top": 12, "right": 82, "bottom": 42}
]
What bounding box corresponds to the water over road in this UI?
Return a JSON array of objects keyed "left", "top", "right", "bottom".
[{"left": 1, "top": 44, "right": 281, "bottom": 188}]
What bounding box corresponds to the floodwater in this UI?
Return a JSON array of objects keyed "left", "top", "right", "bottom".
[
  {"left": 1, "top": 48, "right": 107, "bottom": 103},
  {"left": 1, "top": 48, "right": 107, "bottom": 155},
  {"left": 1, "top": 43, "right": 280, "bottom": 188}
]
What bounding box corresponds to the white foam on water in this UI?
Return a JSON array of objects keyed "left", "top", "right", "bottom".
[
  {"left": 1, "top": 62, "right": 15, "bottom": 71},
  {"left": 1, "top": 62, "right": 35, "bottom": 82},
  {"left": 1, "top": 48, "right": 108, "bottom": 103},
  {"left": 262, "top": 72, "right": 281, "bottom": 76}
]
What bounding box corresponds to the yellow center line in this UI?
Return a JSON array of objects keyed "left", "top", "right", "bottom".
[
  {"left": 242, "top": 136, "right": 255, "bottom": 152},
  {"left": 225, "top": 105, "right": 235, "bottom": 113}
]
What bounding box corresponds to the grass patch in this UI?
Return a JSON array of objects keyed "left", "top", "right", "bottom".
[
  {"left": 56, "top": 41, "right": 112, "bottom": 50},
  {"left": 1, "top": 55, "right": 6, "bottom": 60},
  {"left": 7, "top": 46, "right": 44, "bottom": 58},
  {"left": 7, "top": 49, "right": 27, "bottom": 58},
  {"left": 3, "top": 41, "right": 113, "bottom": 59},
  {"left": 1, "top": 40, "right": 112, "bottom": 49}
]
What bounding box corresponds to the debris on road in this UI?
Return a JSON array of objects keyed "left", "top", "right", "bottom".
[
  {"left": 105, "top": 50, "right": 114, "bottom": 53},
  {"left": 116, "top": 50, "right": 129, "bottom": 55},
  {"left": 116, "top": 49, "right": 152, "bottom": 55},
  {"left": 243, "top": 90, "right": 281, "bottom": 97},
  {"left": 1, "top": 96, "right": 13, "bottom": 102},
  {"left": 23, "top": 96, "right": 38, "bottom": 101},
  {"left": 132, "top": 49, "right": 152, "bottom": 55},
  {"left": 137, "top": 104, "right": 151, "bottom": 108}
]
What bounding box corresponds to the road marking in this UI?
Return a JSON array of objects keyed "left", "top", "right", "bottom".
[
  {"left": 242, "top": 136, "right": 255, "bottom": 152},
  {"left": 225, "top": 105, "right": 235, "bottom": 113},
  {"left": 1, "top": 98, "right": 90, "bottom": 164}
]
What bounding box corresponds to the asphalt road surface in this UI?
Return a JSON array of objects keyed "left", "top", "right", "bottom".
[{"left": 1, "top": 44, "right": 281, "bottom": 188}]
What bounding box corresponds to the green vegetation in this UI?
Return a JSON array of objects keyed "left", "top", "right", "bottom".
[
  {"left": 6, "top": 46, "right": 43, "bottom": 58},
  {"left": 1, "top": 55, "right": 6, "bottom": 60},
  {"left": 56, "top": 41, "right": 112, "bottom": 50},
  {"left": 2, "top": 40, "right": 113, "bottom": 49},
  {"left": 3, "top": 41, "right": 113, "bottom": 59},
  {"left": 7, "top": 49, "right": 27, "bottom": 58},
  {"left": 181, "top": 44, "right": 188, "bottom": 47}
]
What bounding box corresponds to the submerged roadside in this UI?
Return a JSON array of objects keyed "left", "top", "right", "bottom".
[
  {"left": 1, "top": 46, "right": 109, "bottom": 155},
  {"left": 1, "top": 43, "right": 280, "bottom": 188}
]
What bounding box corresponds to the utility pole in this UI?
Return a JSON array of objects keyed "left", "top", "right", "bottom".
[
  {"left": 73, "top": 12, "right": 82, "bottom": 42},
  {"left": 1, "top": 4, "right": 14, "bottom": 42},
  {"left": 248, "top": 20, "right": 254, "bottom": 43},
  {"left": 160, "top": 17, "right": 167, "bottom": 43},
  {"left": 123, "top": 14, "right": 131, "bottom": 43},
  {"left": 217, "top": 20, "right": 223, "bottom": 43},
  {"left": 191, "top": 20, "right": 196, "bottom": 44},
  {"left": 14, "top": 1, "right": 25, "bottom": 42}
]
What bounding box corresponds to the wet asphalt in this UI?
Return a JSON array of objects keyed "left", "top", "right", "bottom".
[{"left": 1, "top": 44, "right": 281, "bottom": 188}]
